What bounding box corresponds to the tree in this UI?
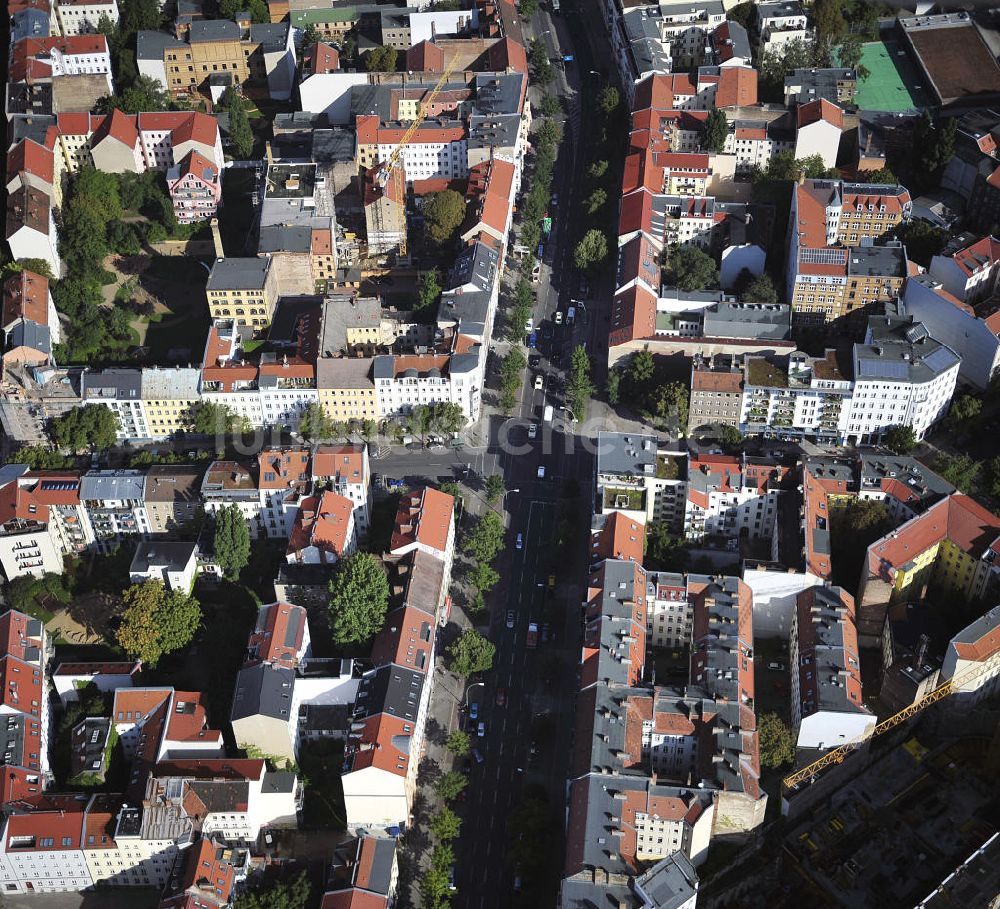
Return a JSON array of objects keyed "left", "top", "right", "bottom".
[
  {"left": 933, "top": 453, "right": 980, "bottom": 494},
  {"left": 861, "top": 166, "right": 898, "bottom": 184},
  {"left": 626, "top": 348, "right": 655, "bottom": 385},
  {"left": 1, "top": 258, "right": 55, "bottom": 281},
  {"left": 222, "top": 86, "right": 254, "bottom": 160},
  {"left": 298, "top": 402, "right": 335, "bottom": 441},
  {"left": 185, "top": 401, "right": 239, "bottom": 434},
  {"left": 212, "top": 504, "right": 251, "bottom": 580},
  {"left": 758, "top": 712, "right": 796, "bottom": 769},
  {"left": 445, "top": 729, "right": 471, "bottom": 757},
  {"left": 469, "top": 561, "right": 500, "bottom": 594},
  {"left": 645, "top": 522, "right": 690, "bottom": 572},
  {"left": 718, "top": 424, "right": 743, "bottom": 449},
  {"left": 435, "top": 771, "right": 468, "bottom": 801},
  {"left": 911, "top": 113, "right": 956, "bottom": 192},
  {"left": 416, "top": 269, "right": 442, "bottom": 318},
  {"left": 328, "top": 552, "right": 390, "bottom": 645},
  {"left": 11, "top": 446, "right": 73, "bottom": 470},
  {"left": 430, "top": 806, "right": 461, "bottom": 841},
  {"left": 485, "top": 474, "right": 505, "bottom": 504},
  {"left": 423, "top": 189, "right": 466, "bottom": 247},
  {"left": 364, "top": 45, "right": 398, "bottom": 72},
  {"left": 116, "top": 581, "right": 201, "bottom": 668},
  {"left": 565, "top": 344, "right": 595, "bottom": 417},
  {"left": 463, "top": 511, "right": 505, "bottom": 564},
  {"left": 837, "top": 32, "right": 869, "bottom": 79},
  {"left": 539, "top": 93, "right": 562, "bottom": 117},
  {"left": 596, "top": 86, "right": 620, "bottom": 117},
  {"left": 95, "top": 74, "right": 169, "bottom": 114},
  {"left": 573, "top": 229, "right": 608, "bottom": 273},
  {"left": 51, "top": 405, "right": 119, "bottom": 452},
  {"left": 448, "top": 629, "right": 496, "bottom": 676},
  {"left": 587, "top": 160, "right": 608, "bottom": 181},
  {"left": 829, "top": 498, "right": 892, "bottom": 588},
  {"left": 664, "top": 245, "right": 719, "bottom": 291},
  {"left": 652, "top": 381, "right": 688, "bottom": 431},
  {"left": 703, "top": 108, "right": 728, "bottom": 153},
  {"left": 517, "top": 0, "right": 538, "bottom": 16},
  {"left": 726, "top": 1, "right": 754, "bottom": 30},
  {"left": 742, "top": 273, "right": 779, "bottom": 306},
  {"left": 893, "top": 219, "right": 949, "bottom": 267},
  {"left": 528, "top": 40, "right": 553, "bottom": 85},
  {"left": 984, "top": 455, "right": 1000, "bottom": 499},
  {"left": 947, "top": 393, "right": 982, "bottom": 431},
  {"left": 607, "top": 368, "right": 621, "bottom": 405},
  {"left": 883, "top": 424, "right": 917, "bottom": 455},
  {"left": 584, "top": 187, "right": 607, "bottom": 216},
  {"left": 233, "top": 872, "right": 311, "bottom": 909},
  {"left": 301, "top": 24, "right": 320, "bottom": 48}
]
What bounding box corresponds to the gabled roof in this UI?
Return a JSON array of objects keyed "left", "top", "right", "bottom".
[
  {"left": 715, "top": 66, "right": 758, "bottom": 108},
  {"left": 591, "top": 511, "right": 645, "bottom": 564},
  {"left": 6, "top": 138, "right": 54, "bottom": 185},
  {"left": 406, "top": 39, "right": 445, "bottom": 73},
  {"left": 389, "top": 487, "right": 454, "bottom": 556},
  {"left": 92, "top": 107, "right": 138, "bottom": 149},
  {"left": 796, "top": 97, "right": 844, "bottom": 130},
  {"left": 2, "top": 269, "right": 49, "bottom": 328}
]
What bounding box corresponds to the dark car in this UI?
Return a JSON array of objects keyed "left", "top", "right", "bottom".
[
  {"left": 495, "top": 687, "right": 507, "bottom": 707},
  {"left": 529, "top": 355, "right": 541, "bottom": 368}
]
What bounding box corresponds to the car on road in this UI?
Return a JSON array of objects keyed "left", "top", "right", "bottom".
[
  {"left": 767, "top": 661, "right": 786, "bottom": 671},
  {"left": 567, "top": 306, "right": 576, "bottom": 324},
  {"left": 448, "top": 868, "right": 457, "bottom": 891},
  {"left": 469, "top": 702, "right": 479, "bottom": 720},
  {"left": 516, "top": 532, "right": 524, "bottom": 549},
  {"left": 527, "top": 423, "right": 538, "bottom": 439},
  {"left": 541, "top": 623, "right": 550, "bottom": 643},
  {"left": 506, "top": 610, "right": 515, "bottom": 628},
  {"left": 554, "top": 311, "right": 563, "bottom": 324},
  {"left": 524, "top": 317, "right": 533, "bottom": 332},
  {"left": 495, "top": 687, "right": 507, "bottom": 707},
  {"left": 529, "top": 355, "right": 541, "bottom": 368},
  {"left": 551, "top": 193, "right": 559, "bottom": 206},
  {"left": 472, "top": 748, "right": 485, "bottom": 764},
  {"left": 534, "top": 374, "right": 544, "bottom": 390},
  {"left": 537, "top": 465, "right": 546, "bottom": 478},
  {"left": 477, "top": 721, "right": 486, "bottom": 737}
]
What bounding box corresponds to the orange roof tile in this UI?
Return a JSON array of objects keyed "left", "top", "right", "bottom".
[
  {"left": 389, "top": 487, "right": 454, "bottom": 556},
  {"left": 2, "top": 269, "right": 49, "bottom": 328}
]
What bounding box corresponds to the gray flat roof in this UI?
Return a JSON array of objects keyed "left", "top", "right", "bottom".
[
  {"left": 596, "top": 431, "right": 658, "bottom": 478},
  {"left": 206, "top": 257, "right": 270, "bottom": 291},
  {"left": 130, "top": 541, "right": 197, "bottom": 574}
]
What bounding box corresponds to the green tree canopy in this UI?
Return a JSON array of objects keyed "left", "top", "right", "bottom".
[
  {"left": 52, "top": 405, "right": 119, "bottom": 452},
  {"left": 213, "top": 503, "right": 251, "bottom": 580},
  {"left": 416, "top": 269, "right": 442, "bottom": 318},
  {"left": 298, "top": 402, "right": 336, "bottom": 441},
  {"left": 445, "top": 729, "right": 471, "bottom": 757},
  {"left": 883, "top": 425, "right": 917, "bottom": 455},
  {"left": 893, "top": 219, "right": 949, "bottom": 267},
  {"left": 566, "top": 345, "right": 595, "bottom": 418},
  {"left": 435, "top": 770, "right": 468, "bottom": 801},
  {"left": 703, "top": 108, "right": 728, "bottom": 153},
  {"left": 664, "top": 245, "right": 719, "bottom": 291},
  {"left": 116, "top": 581, "right": 202, "bottom": 667},
  {"left": 11, "top": 446, "right": 73, "bottom": 470},
  {"left": 596, "top": 85, "right": 621, "bottom": 117},
  {"left": 462, "top": 511, "right": 505, "bottom": 564},
  {"left": 933, "top": 453, "right": 980, "bottom": 494},
  {"left": 741, "top": 272, "right": 779, "bottom": 305},
  {"left": 430, "top": 806, "right": 462, "bottom": 841},
  {"left": 758, "top": 711, "right": 796, "bottom": 769},
  {"left": 448, "top": 629, "right": 496, "bottom": 676},
  {"left": 645, "top": 522, "right": 690, "bottom": 572},
  {"left": 984, "top": 455, "right": 1000, "bottom": 500},
  {"left": 485, "top": 474, "right": 505, "bottom": 504},
  {"left": 328, "top": 552, "right": 390, "bottom": 645},
  {"left": 365, "top": 44, "right": 398, "bottom": 72},
  {"left": 861, "top": 166, "right": 898, "bottom": 184},
  {"left": 584, "top": 187, "right": 607, "bottom": 216},
  {"left": 947, "top": 393, "right": 982, "bottom": 431},
  {"left": 912, "top": 113, "right": 956, "bottom": 193},
  {"left": 186, "top": 401, "right": 240, "bottom": 435},
  {"left": 573, "top": 229, "right": 609, "bottom": 273},
  {"left": 232, "top": 872, "right": 312, "bottom": 909},
  {"left": 222, "top": 86, "right": 254, "bottom": 159},
  {"left": 423, "top": 189, "right": 466, "bottom": 246}
]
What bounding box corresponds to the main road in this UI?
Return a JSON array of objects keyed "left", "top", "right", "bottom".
[{"left": 448, "top": 0, "right": 619, "bottom": 904}]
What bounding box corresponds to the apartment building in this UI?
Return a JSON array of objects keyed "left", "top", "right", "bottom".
[
  {"left": 684, "top": 454, "right": 789, "bottom": 543},
  {"left": 129, "top": 542, "right": 198, "bottom": 592},
  {"left": 53, "top": 0, "right": 119, "bottom": 35},
  {"left": 903, "top": 272, "right": 1000, "bottom": 390},
  {"left": 789, "top": 242, "right": 907, "bottom": 329},
  {"left": 79, "top": 470, "right": 150, "bottom": 552},
  {"left": 0, "top": 466, "right": 90, "bottom": 580},
  {"left": 858, "top": 493, "right": 1000, "bottom": 646},
  {"left": 316, "top": 357, "right": 379, "bottom": 423},
  {"left": 595, "top": 432, "right": 687, "bottom": 531},
  {"left": 142, "top": 465, "right": 203, "bottom": 535},
  {"left": 372, "top": 351, "right": 478, "bottom": 425},
  {"left": 166, "top": 150, "right": 221, "bottom": 224},
  {"left": 5, "top": 185, "right": 60, "bottom": 278},
  {"left": 756, "top": 0, "right": 809, "bottom": 52},
  {"left": 10, "top": 34, "right": 113, "bottom": 86},
  {"left": 794, "top": 98, "right": 844, "bottom": 170},
  {"left": 645, "top": 571, "right": 693, "bottom": 650},
  {"left": 200, "top": 460, "right": 264, "bottom": 538},
  {"left": 784, "top": 68, "right": 858, "bottom": 106},
  {"left": 2, "top": 269, "right": 61, "bottom": 362},
  {"left": 257, "top": 448, "right": 311, "bottom": 538},
  {"left": 285, "top": 491, "right": 356, "bottom": 565},
  {"left": 312, "top": 443, "right": 371, "bottom": 535},
  {"left": 81, "top": 369, "right": 147, "bottom": 440},
  {"left": 590, "top": 511, "right": 646, "bottom": 567},
  {"left": 356, "top": 116, "right": 469, "bottom": 183},
  {"left": 786, "top": 178, "right": 912, "bottom": 304},
  {"left": 789, "top": 586, "right": 875, "bottom": 750},
  {"left": 722, "top": 116, "right": 794, "bottom": 173},
  {"left": 205, "top": 258, "right": 279, "bottom": 329},
  {"left": 688, "top": 355, "right": 744, "bottom": 432},
  {"left": 0, "top": 610, "right": 50, "bottom": 804},
  {"left": 942, "top": 606, "right": 1000, "bottom": 705},
  {"left": 139, "top": 367, "right": 200, "bottom": 439},
  {"left": 157, "top": 834, "right": 248, "bottom": 908},
  {"left": 52, "top": 660, "right": 140, "bottom": 706},
  {"left": 0, "top": 796, "right": 93, "bottom": 893},
  {"left": 112, "top": 688, "right": 223, "bottom": 764},
  {"left": 324, "top": 834, "right": 399, "bottom": 909}
]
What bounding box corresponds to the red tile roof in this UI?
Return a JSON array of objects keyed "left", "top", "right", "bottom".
[
  {"left": 6, "top": 140, "right": 54, "bottom": 186},
  {"left": 2, "top": 269, "right": 49, "bottom": 328},
  {"left": 312, "top": 444, "right": 366, "bottom": 483},
  {"left": 257, "top": 449, "right": 310, "bottom": 490},
  {"left": 304, "top": 41, "right": 340, "bottom": 74},
  {"left": 952, "top": 235, "right": 1000, "bottom": 277},
  {"left": 591, "top": 512, "right": 645, "bottom": 564},
  {"left": 406, "top": 39, "right": 445, "bottom": 73},
  {"left": 389, "top": 487, "right": 454, "bottom": 556},
  {"left": 321, "top": 891, "right": 389, "bottom": 909},
  {"left": 370, "top": 605, "right": 433, "bottom": 674},
  {"left": 691, "top": 368, "right": 742, "bottom": 393},
  {"left": 93, "top": 107, "right": 139, "bottom": 149},
  {"left": 347, "top": 713, "right": 411, "bottom": 776},
  {"left": 486, "top": 35, "right": 528, "bottom": 75},
  {"left": 797, "top": 97, "right": 844, "bottom": 130},
  {"left": 287, "top": 491, "right": 355, "bottom": 561},
  {"left": 715, "top": 66, "right": 757, "bottom": 108}
]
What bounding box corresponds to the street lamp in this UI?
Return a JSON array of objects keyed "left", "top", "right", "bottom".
[{"left": 464, "top": 681, "right": 485, "bottom": 706}]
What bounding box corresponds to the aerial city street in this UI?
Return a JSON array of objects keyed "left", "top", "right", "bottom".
[{"left": 2, "top": 0, "right": 1000, "bottom": 906}]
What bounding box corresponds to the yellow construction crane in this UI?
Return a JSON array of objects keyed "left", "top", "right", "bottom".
[
  {"left": 373, "top": 51, "right": 461, "bottom": 259},
  {"left": 782, "top": 654, "right": 997, "bottom": 791}
]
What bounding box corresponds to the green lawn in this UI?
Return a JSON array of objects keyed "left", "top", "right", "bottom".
[{"left": 837, "top": 39, "right": 931, "bottom": 112}]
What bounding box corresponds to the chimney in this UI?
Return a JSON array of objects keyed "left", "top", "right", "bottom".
[{"left": 210, "top": 218, "right": 224, "bottom": 259}]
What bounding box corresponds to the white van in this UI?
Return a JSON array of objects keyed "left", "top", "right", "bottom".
[{"left": 543, "top": 404, "right": 553, "bottom": 423}]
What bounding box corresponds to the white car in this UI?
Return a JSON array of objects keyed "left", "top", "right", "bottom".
[
  {"left": 534, "top": 374, "right": 544, "bottom": 390},
  {"left": 554, "top": 311, "right": 563, "bottom": 324},
  {"left": 516, "top": 532, "right": 524, "bottom": 549},
  {"left": 527, "top": 423, "right": 538, "bottom": 439},
  {"left": 524, "top": 318, "right": 533, "bottom": 332},
  {"left": 537, "top": 466, "right": 546, "bottom": 479}
]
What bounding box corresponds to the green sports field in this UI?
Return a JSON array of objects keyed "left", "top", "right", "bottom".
[{"left": 836, "top": 38, "right": 931, "bottom": 112}]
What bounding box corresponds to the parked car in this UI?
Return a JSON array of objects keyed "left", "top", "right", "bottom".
[
  {"left": 472, "top": 748, "right": 485, "bottom": 764},
  {"left": 477, "top": 721, "right": 486, "bottom": 737},
  {"left": 469, "top": 702, "right": 479, "bottom": 720},
  {"left": 534, "top": 374, "right": 544, "bottom": 390},
  {"left": 528, "top": 423, "right": 538, "bottom": 439},
  {"left": 554, "top": 311, "right": 563, "bottom": 324},
  {"left": 516, "top": 532, "right": 524, "bottom": 549},
  {"left": 537, "top": 466, "right": 546, "bottom": 478},
  {"left": 495, "top": 687, "right": 507, "bottom": 707},
  {"left": 506, "top": 610, "right": 515, "bottom": 629},
  {"left": 529, "top": 355, "right": 541, "bottom": 368}
]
